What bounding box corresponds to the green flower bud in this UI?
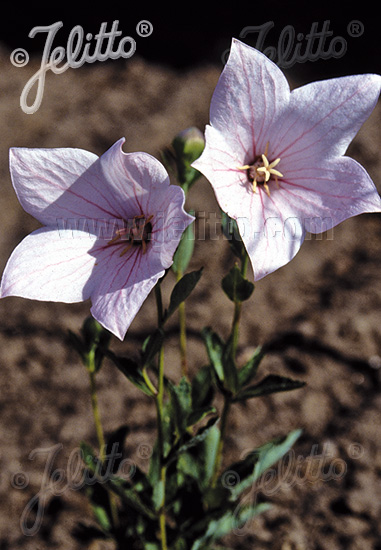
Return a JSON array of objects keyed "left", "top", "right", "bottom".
[
  {"left": 172, "top": 127, "right": 205, "bottom": 161},
  {"left": 171, "top": 127, "right": 205, "bottom": 189}
]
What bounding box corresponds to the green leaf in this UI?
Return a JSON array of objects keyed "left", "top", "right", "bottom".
[
  {"left": 107, "top": 477, "right": 157, "bottom": 520},
  {"left": 152, "top": 479, "right": 165, "bottom": 512},
  {"left": 69, "top": 316, "right": 111, "bottom": 373},
  {"left": 202, "top": 327, "right": 239, "bottom": 394},
  {"left": 106, "top": 351, "right": 156, "bottom": 397},
  {"left": 221, "top": 211, "right": 245, "bottom": 260},
  {"left": 90, "top": 501, "right": 112, "bottom": 532},
  {"left": 238, "top": 346, "right": 265, "bottom": 388},
  {"left": 141, "top": 328, "right": 165, "bottom": 367},
  {"left": 190, "top": 503, "right": 271, "bottom": 550},
  {"left": 221, "top": 264, "right": 254, "bottom": 303},
  {"left": 175, "top": 423, "right": 220, "bottom": 490},
  {"left": 187, "top": 406, "right": 216, "bottom": 428},
  {"left": 168, "top": 377, "right": 192, "bottom": 435},
  {"left": 222, "top": 428, "right": 302, "bottom": 499},
  {"left": 233, "top": 374, "right": 306, "bottom": 402},
  {"left": 221, "top": 339, "right": 239, "bottom": 394},
  {"left": 172, "top": 219, "right": 195, "bottom": 275},
  {"left": 166, "top": 416, "right": 219, "bottom": 466},
  {"left": 201, "top": 327, "right": 225, "bottom": 385},
  {"left": 191, "top": 365, "right": 215, "bottom": 410},
  {"left": 165, "top": 268, "right": 203, "bottom": 320},
  {"left": 199, "top": 424, "right": 220, "bottom": 488}
]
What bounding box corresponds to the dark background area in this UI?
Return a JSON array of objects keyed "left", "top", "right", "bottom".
[{"left": 1, "top": 3, "right": 379, "bottom": 81}]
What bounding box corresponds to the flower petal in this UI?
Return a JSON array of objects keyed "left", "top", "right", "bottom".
[
  {"left": 273, "top": 73, "right": 381, "bottom": 164},
  {"left": 277, "top": 156, "right": 381, "bottom": 232},
  {"left": 9, "top": 146, "right": 122, "bottom": 228},
  {"left": 89, "top": 247, "right": 164, "bottom": 340},
  {"left": 208, "top": 38, "right": 290, "bottom": 163},
  {"left": 98, "top": 139, "right": 174, "bottom": 220},
  {"left": 86, "top": 184, "right": 194, "bottom": 339},
  {"left": 239, "top": 155, "right": 381, "bottom": 281},
  {"left": 236, "top": 188, "right": 306, "bottom": 281},
  {"left": 149, "top": 185, "right": 195, "bottom": 268},
  {"left": 0, "top": 228, "right": 98, "bottom": 301}
]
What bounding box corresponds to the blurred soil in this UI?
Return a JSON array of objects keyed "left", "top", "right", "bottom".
[{"left": 0, "top": 43, "right": 381, "bottom": 550}]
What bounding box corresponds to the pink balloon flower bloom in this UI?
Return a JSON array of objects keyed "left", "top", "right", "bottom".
[
  {"left": 0, "top": 138, "right": 194, "bottom": 339},
  {"left": 193, "top": 38, "right": 381, "bottom": 280}
]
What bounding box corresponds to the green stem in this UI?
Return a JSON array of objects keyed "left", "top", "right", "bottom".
[
  {"left": 88, "top": 366, "right": 106, "bottom": 461},
  {"left": 176, "top": 270, "right": 188, "bottom": 378},
  {"left": 142, "top": 366, "right": 158, "bottom": 396},
  {"left": 154, "top": 283, "right": 168, "bottom": 550},
  {"left": 211, "top": 396, "right": 231, "bottom": 487},
  {"left": 230, "top": 252, "right": 249, "bottom": 361},
  {"left": 211, "top": 250, "right": 249, "bottom": 487},
  {"left": 87, "top": 362, "right": 119, "bottom": 530}
]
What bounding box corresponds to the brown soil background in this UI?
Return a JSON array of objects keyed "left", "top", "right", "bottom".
[{"left": 0, "top": 16, "right": 381, "bottom": 550}]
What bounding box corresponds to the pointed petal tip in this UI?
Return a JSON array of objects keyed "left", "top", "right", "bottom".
[{"left": 90, "top": 309, "right": 125, "bottom": 341}]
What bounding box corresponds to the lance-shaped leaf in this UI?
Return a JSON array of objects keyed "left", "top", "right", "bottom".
[
  {"left": 190, "top": 503, "right": 271, "bottom": 550},
  {"left": 166, "top": 416, "right": 219, "bottom": 466},
  {"left": 106, "top": 350, "right": 156, "bottom": 397},
  {"left": 202, "top": 327, "right": 239, "bottom": 394},
  {"left": 141, "top": 327, "right": 165, "bottom": 367},
  {"left": 233, "top": 374, "right": 305, "bottom": 402},
  {"left": 191, "top": 364, "right": 215, "bottom": 410},
  {"left": 238, "top": 345, "right": 265, "bottom": 388},
  {"left": 220, "top": 428, "right": 302, "bottom": 499},
  {"left": 165, "top": 267, "right": 203, "bottom": 320},
  {"left": 168, "top": 377, "right": 192, "bottom": 436},
  {"left": 201, "top": 327, "right": 225, "bottom": 385}
]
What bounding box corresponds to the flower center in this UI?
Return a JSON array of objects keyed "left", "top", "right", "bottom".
[
  {"left": 238, "top": 142, "right": 283, "bottom": 196},
  {"left": 108, "top": 214, "right": 153, "bottom": 256}
]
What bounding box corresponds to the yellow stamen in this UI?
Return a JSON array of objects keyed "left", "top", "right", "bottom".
[
  {"left": 237, "top": 142, "right": 283, "bottom": 196},
  {"left": 107, "top": 214, "right": 153, "bottom": 256}
]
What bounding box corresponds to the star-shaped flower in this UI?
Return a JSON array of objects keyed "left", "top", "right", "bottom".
[
  {"left": 0, "top": 138, "right": 194, "bottom": 339},
  {"left": 192, "top": 38, "right": 381, "bottom": 280}
]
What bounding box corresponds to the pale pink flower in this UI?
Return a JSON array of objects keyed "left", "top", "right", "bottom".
[
  {"left": 193, "top": 38, "right": 381, "bottom": 280},
  {"left": 0, "top": 138, "right": 194, "bottom": 339}
]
